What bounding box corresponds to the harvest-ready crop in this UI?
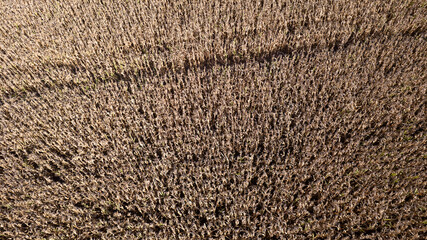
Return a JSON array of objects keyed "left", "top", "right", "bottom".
[{"left": 0, "top": 0, "right": 425, "bottom": 239}]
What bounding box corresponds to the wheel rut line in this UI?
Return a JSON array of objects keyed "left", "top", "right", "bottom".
[{"left": 0, "top": 30, "right": 422, "bottom": 103}]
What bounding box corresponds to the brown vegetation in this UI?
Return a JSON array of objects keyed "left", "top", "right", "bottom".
[{"left": 0, "top": 0, "right": 426, "bottom": 239}]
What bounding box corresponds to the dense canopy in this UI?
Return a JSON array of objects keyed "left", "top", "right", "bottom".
[{"left": 0, "top": 0, "right": 426, "bottom": 239}]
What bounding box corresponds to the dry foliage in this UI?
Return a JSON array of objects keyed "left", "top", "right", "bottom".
[{"left": 0, "top": 0, "right": 426, "bottom": 239}]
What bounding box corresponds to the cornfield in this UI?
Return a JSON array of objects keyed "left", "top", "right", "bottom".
[{"left": 0, "top": 0, "right": 426, "bottom": 239}]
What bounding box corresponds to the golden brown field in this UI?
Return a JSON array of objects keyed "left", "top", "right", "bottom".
[{"left": 0, "top": 0, "right": 426, "bottom": 239}]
